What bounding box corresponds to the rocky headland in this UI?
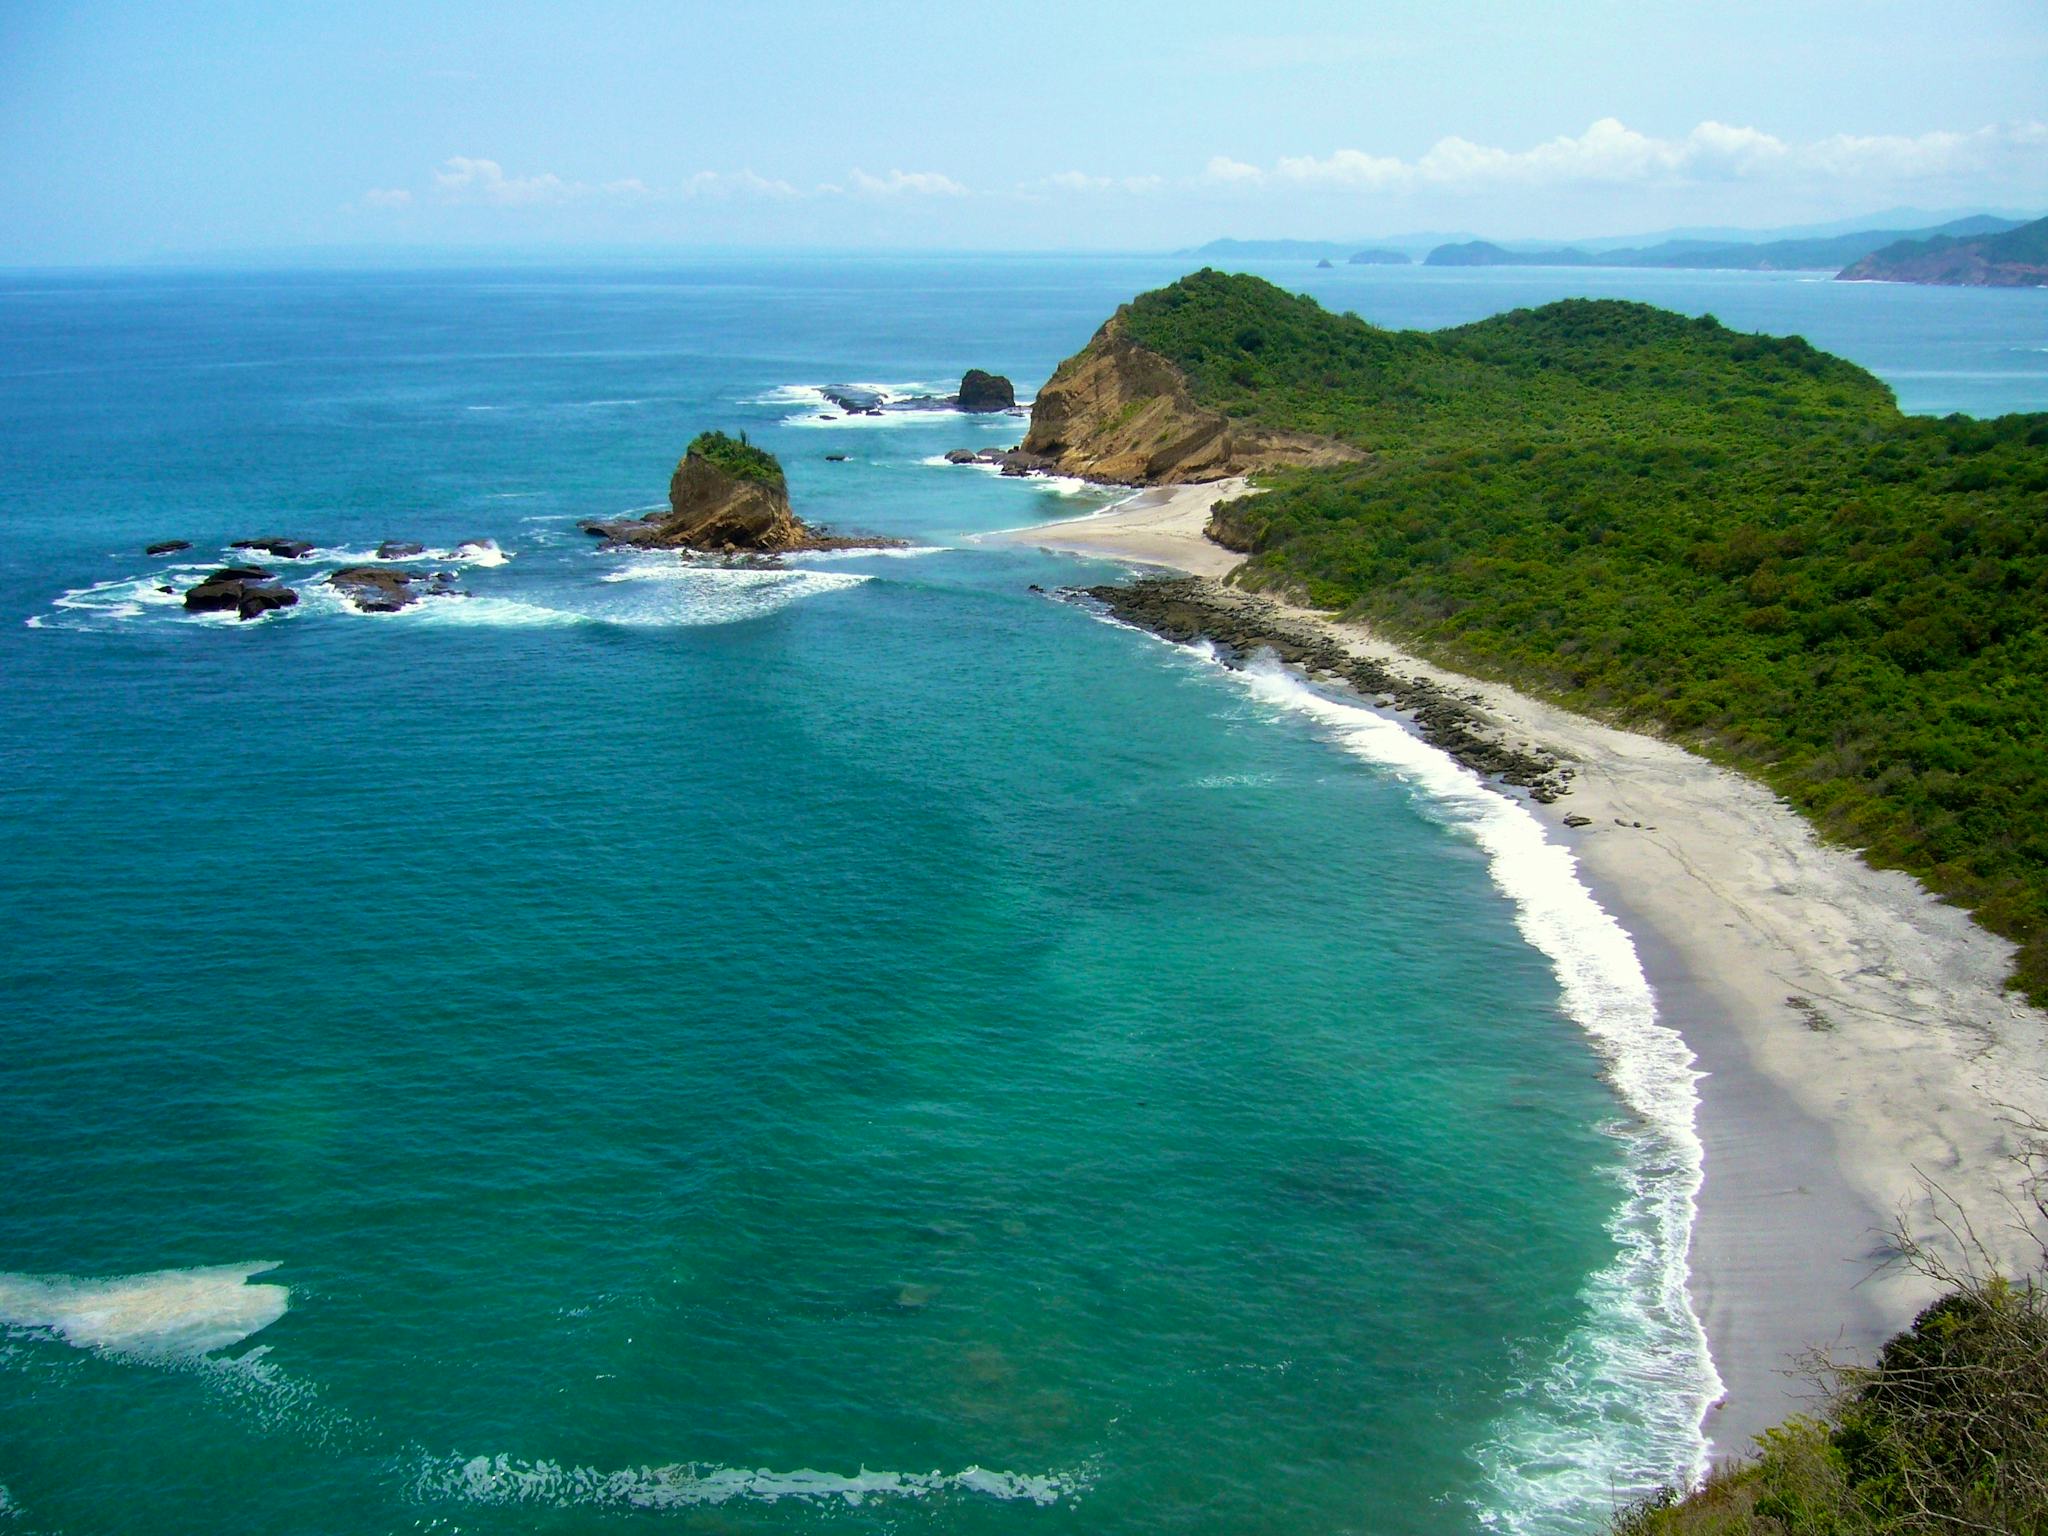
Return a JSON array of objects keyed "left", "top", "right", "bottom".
[
  {"left": 1838, "top": 212, "right": 2048, "bottom": 286},
  {"left": 583, "top": 431, "right": 899, "bottom": 554},
  {"left": 945, "top": 310, "right": 1362, "bottom": 486}
]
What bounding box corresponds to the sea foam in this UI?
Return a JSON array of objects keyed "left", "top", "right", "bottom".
[
  {"left": 0, "top": 1261, "right": 289, "bottom": 1359},
  {"left": 1214, "top": 653, "right": 1720, "bottom": 1532},
  {"left": 412, "top": 1453, "right": 1088, "bottom": 1511}
]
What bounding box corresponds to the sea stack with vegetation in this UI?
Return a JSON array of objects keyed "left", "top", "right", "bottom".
[{"left": 583, "top": 430, "right": 894, "bottom": 553}]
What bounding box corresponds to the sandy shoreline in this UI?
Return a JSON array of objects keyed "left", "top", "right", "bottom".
[{"left": 989, "top": 481, "right": 2048, "bottom": 1460}]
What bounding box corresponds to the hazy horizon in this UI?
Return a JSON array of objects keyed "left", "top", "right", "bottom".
[{"left": 3, "top": 0, "right": 2044, "bottom": 265}]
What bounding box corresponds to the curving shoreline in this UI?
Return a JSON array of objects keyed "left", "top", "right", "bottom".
[{"left": 990, "top": 483, "right": 2048, "bottom": 1460}]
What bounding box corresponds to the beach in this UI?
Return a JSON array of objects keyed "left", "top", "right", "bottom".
[{"left": 993, "top": 479, "right": 2048, "bottom": 1458}]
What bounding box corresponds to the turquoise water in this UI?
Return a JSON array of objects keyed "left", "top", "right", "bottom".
[{"left": 1, "top": 260, "right": 2042, "bottom": 1535}]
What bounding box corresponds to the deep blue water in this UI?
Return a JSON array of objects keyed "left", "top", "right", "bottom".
[{"left": 0, "top": 258, "right": 2041, "bottom": 1535}]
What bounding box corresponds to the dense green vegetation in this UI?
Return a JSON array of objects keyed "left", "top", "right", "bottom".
[
  {"left": 1616, "top": 1276, "right": 2048, "bottom": 1533},
  {"left": 687, "top": 428, "right": 784, "bottom": 486},
  {"left": 1857, "top": 212, "right": 2048, "bottom": 275},
  {"left": 1117, "top": 270, "right": 2048, "bottom": 1000}
]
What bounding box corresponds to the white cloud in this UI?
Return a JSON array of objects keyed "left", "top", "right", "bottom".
[
  {"left": 1200, "top": 156, "right": 1264, "bottom": 186},
  {"left": 1195, "top": 119, "right": 2047, "bottom": 196},
  {"left": 849, "top": 168, "right": 967, "bottom": 197},
  {"left": 1273, "top": 148, "right": 1406, "bottom": 189},
  {"left": 362, "top": 187, "right": 413, "bottom": 209},
  {"left": 411, "top": 157, "right": 651, "bottom": 207},
  {"left": 1025, "top": 171, "right": 1168, "bottom": 196},
  {"left": 684, "top": 169, "right": 799, "bottom": 199},
  {"left": 433, "top": 156, "right": 571, "bottom": 205}
]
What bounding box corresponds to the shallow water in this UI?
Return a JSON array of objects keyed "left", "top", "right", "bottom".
[{"left": 1, "top": 257, "right": 2040, "bottom": 1534}]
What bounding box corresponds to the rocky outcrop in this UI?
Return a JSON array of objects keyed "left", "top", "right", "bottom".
[
  {"left": 955, "top": 369, "right": 1016, "bottom": 412},
  {"left": 328, "top": 566, "right": 437, "bottom": 612},
  {"left": 183, "top": 566, "right": 299, "bottom": 621},
  {"left": 1018, "top": 314, "right": 1363, "bottom": 485},
  {"left": 376, "top": 540, "right": 425, "bottom": 559},
  {"left": 145, "top": 539, "right": 191, "bottom": 557},
  {"left": 232, "top": 537, "right": 316, "bottom": 560},
  {"left": 1837, "top": 214, "right": 2047, "bottom": 287},
  {"left": 1075, "top": 576, "right": 1574, "bottom": 802},
  {"left": 582, "top": 436, "right": 900, "bottom": 554}
]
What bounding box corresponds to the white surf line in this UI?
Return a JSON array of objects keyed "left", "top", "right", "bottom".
[{"left": 1160, "top": 634, "right": 1723, "bottom": 1530}]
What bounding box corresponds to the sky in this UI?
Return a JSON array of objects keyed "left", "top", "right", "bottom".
[{"left": 1, "top": 0, "right": 2043, "bottom": 263}]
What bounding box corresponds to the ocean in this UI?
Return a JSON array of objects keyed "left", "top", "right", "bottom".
[{"left": 1, "top": 257, "right": 2042, "bottom": 1535}]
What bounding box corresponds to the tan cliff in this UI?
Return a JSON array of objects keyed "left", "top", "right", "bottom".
[{"left": 1019, "top": 314, "right": 1364, "bottom": 485}]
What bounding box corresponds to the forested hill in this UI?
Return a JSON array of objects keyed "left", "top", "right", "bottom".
[{"left": 1103, "top": 270, "right": 2048, "bottom": 999}]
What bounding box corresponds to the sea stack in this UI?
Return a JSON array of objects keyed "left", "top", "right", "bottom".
[
  {"left": 954, "top": 369, "right": 1016, "bottom": 412},
  {"left": 581, "top": 431, "right": 890, "bottom": 553}
]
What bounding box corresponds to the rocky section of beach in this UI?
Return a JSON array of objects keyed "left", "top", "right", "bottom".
[
  {"left": 1079, "top": 575, "right": 1574, "bottom": 801},
  {"left": 1019, "top": 314, "right": 1363, "bottom": 484}
]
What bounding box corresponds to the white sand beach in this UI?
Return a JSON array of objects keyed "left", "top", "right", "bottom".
[{"left": 991, "top": 481, "right": 2048, "bottom": 1458}]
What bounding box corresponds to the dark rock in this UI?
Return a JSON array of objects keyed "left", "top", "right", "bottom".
[
  {"left": 944, "top": 449, "right": 980, "bottom": 464},
  {"left": 145, "top": 540, "right": 191, "bottom": 557},
  {"left": 954, "top": 369, "right": 1017, "bottom": 413},
  {"left": 156, "top": 585, "right": 177, "bottom": 594},
  {"left": 825, "top": 453, "right": 849, "bottom": 462},
  {"left": 585, "top": 437, "right": 904, "bottom": 555},
  {"left": 184, "top": 570, "right": 298, "bottom": 621},
  {"left": 231, "top": 537, "right": 316, "bottom": 560},
  {"left": 328, "top": 565, "right": 424, "bottom": 612},
  {"left": 1071, "top": 576, "right": 1575, "bottom": 803},
  {"left": 375, "top": 540, "right": 426, "bottom": 559},
  {"left": 1563, "top": 814, "right": 1593, "bottom": 828}
]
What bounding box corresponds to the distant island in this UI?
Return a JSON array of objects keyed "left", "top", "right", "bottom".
[
  {"left": 1181, "top": 214, "right": 2042, "bottom": 283},
  {"left": 1840, "top": 212, "right": 2048, "bottom": 286},
  {"left": 1422, "top": 214, "right": 2024, "bottom": 272}
]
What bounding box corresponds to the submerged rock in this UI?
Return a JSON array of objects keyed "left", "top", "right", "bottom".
[
  {"left": 145, "top": 539, "right": 191, "bottom": 557},
  {"left": 231, "top": 537, "right": 316, "bottom": 560},
  {"left": 328, "top": 565, "right": 428, "bottom": 612},
  {"left": 954, "top": 369, "right": 1016, "bottom": 412},
  {"left": 375, "top": 540, "right": 425, "bottom": 559}
]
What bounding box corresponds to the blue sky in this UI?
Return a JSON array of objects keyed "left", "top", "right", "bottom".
[{"left": 2, "top": 0, "right": 2043, "bottom": 262}]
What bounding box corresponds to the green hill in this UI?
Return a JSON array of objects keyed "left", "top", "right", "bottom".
[
  {"left": 1840, "top": 213, "right": 2048, "bottom": 286},
  {"left": 1106, "top": 270, "right": 2048, "bottom": 1000}
]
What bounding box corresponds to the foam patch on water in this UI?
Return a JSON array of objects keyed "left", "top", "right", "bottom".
[
  {"left": 413, "top": 1454, "right": 1087, "bottom": 1512},
  {"left": 756, "top": 381, "right": 1029, "bottom": 429},
  {"left": 920, "top": 456, "right": 1115, "bottom": 499},
  {"left": 0, "top": 1262, "right": 288, "bottom": 1360},
  {"left": 595, "top": 555, "right": 871, "bottom": 624},
  {"left": 1209, "top": 654, "right": 1719, "bottom": 1531}
]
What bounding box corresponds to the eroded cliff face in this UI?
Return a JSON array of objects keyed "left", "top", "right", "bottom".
[
  {"left": 1019, "top": 316, "right": 1363, "bottom": 485},
  {"left": 654, "top": 452, "right": 805, "bottom": 550}
]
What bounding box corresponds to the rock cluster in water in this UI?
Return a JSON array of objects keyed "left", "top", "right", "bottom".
[
  {"left": 1074, "top": 576, "right": 1575, "bottom": 802},
  {"left": 183, "top": 565, "right": 300, "bottom": 621}
]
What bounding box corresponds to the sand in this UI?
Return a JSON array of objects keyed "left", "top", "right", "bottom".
[{"left": 989, "top": 481, "right": 2048, "bottom": 1459}]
